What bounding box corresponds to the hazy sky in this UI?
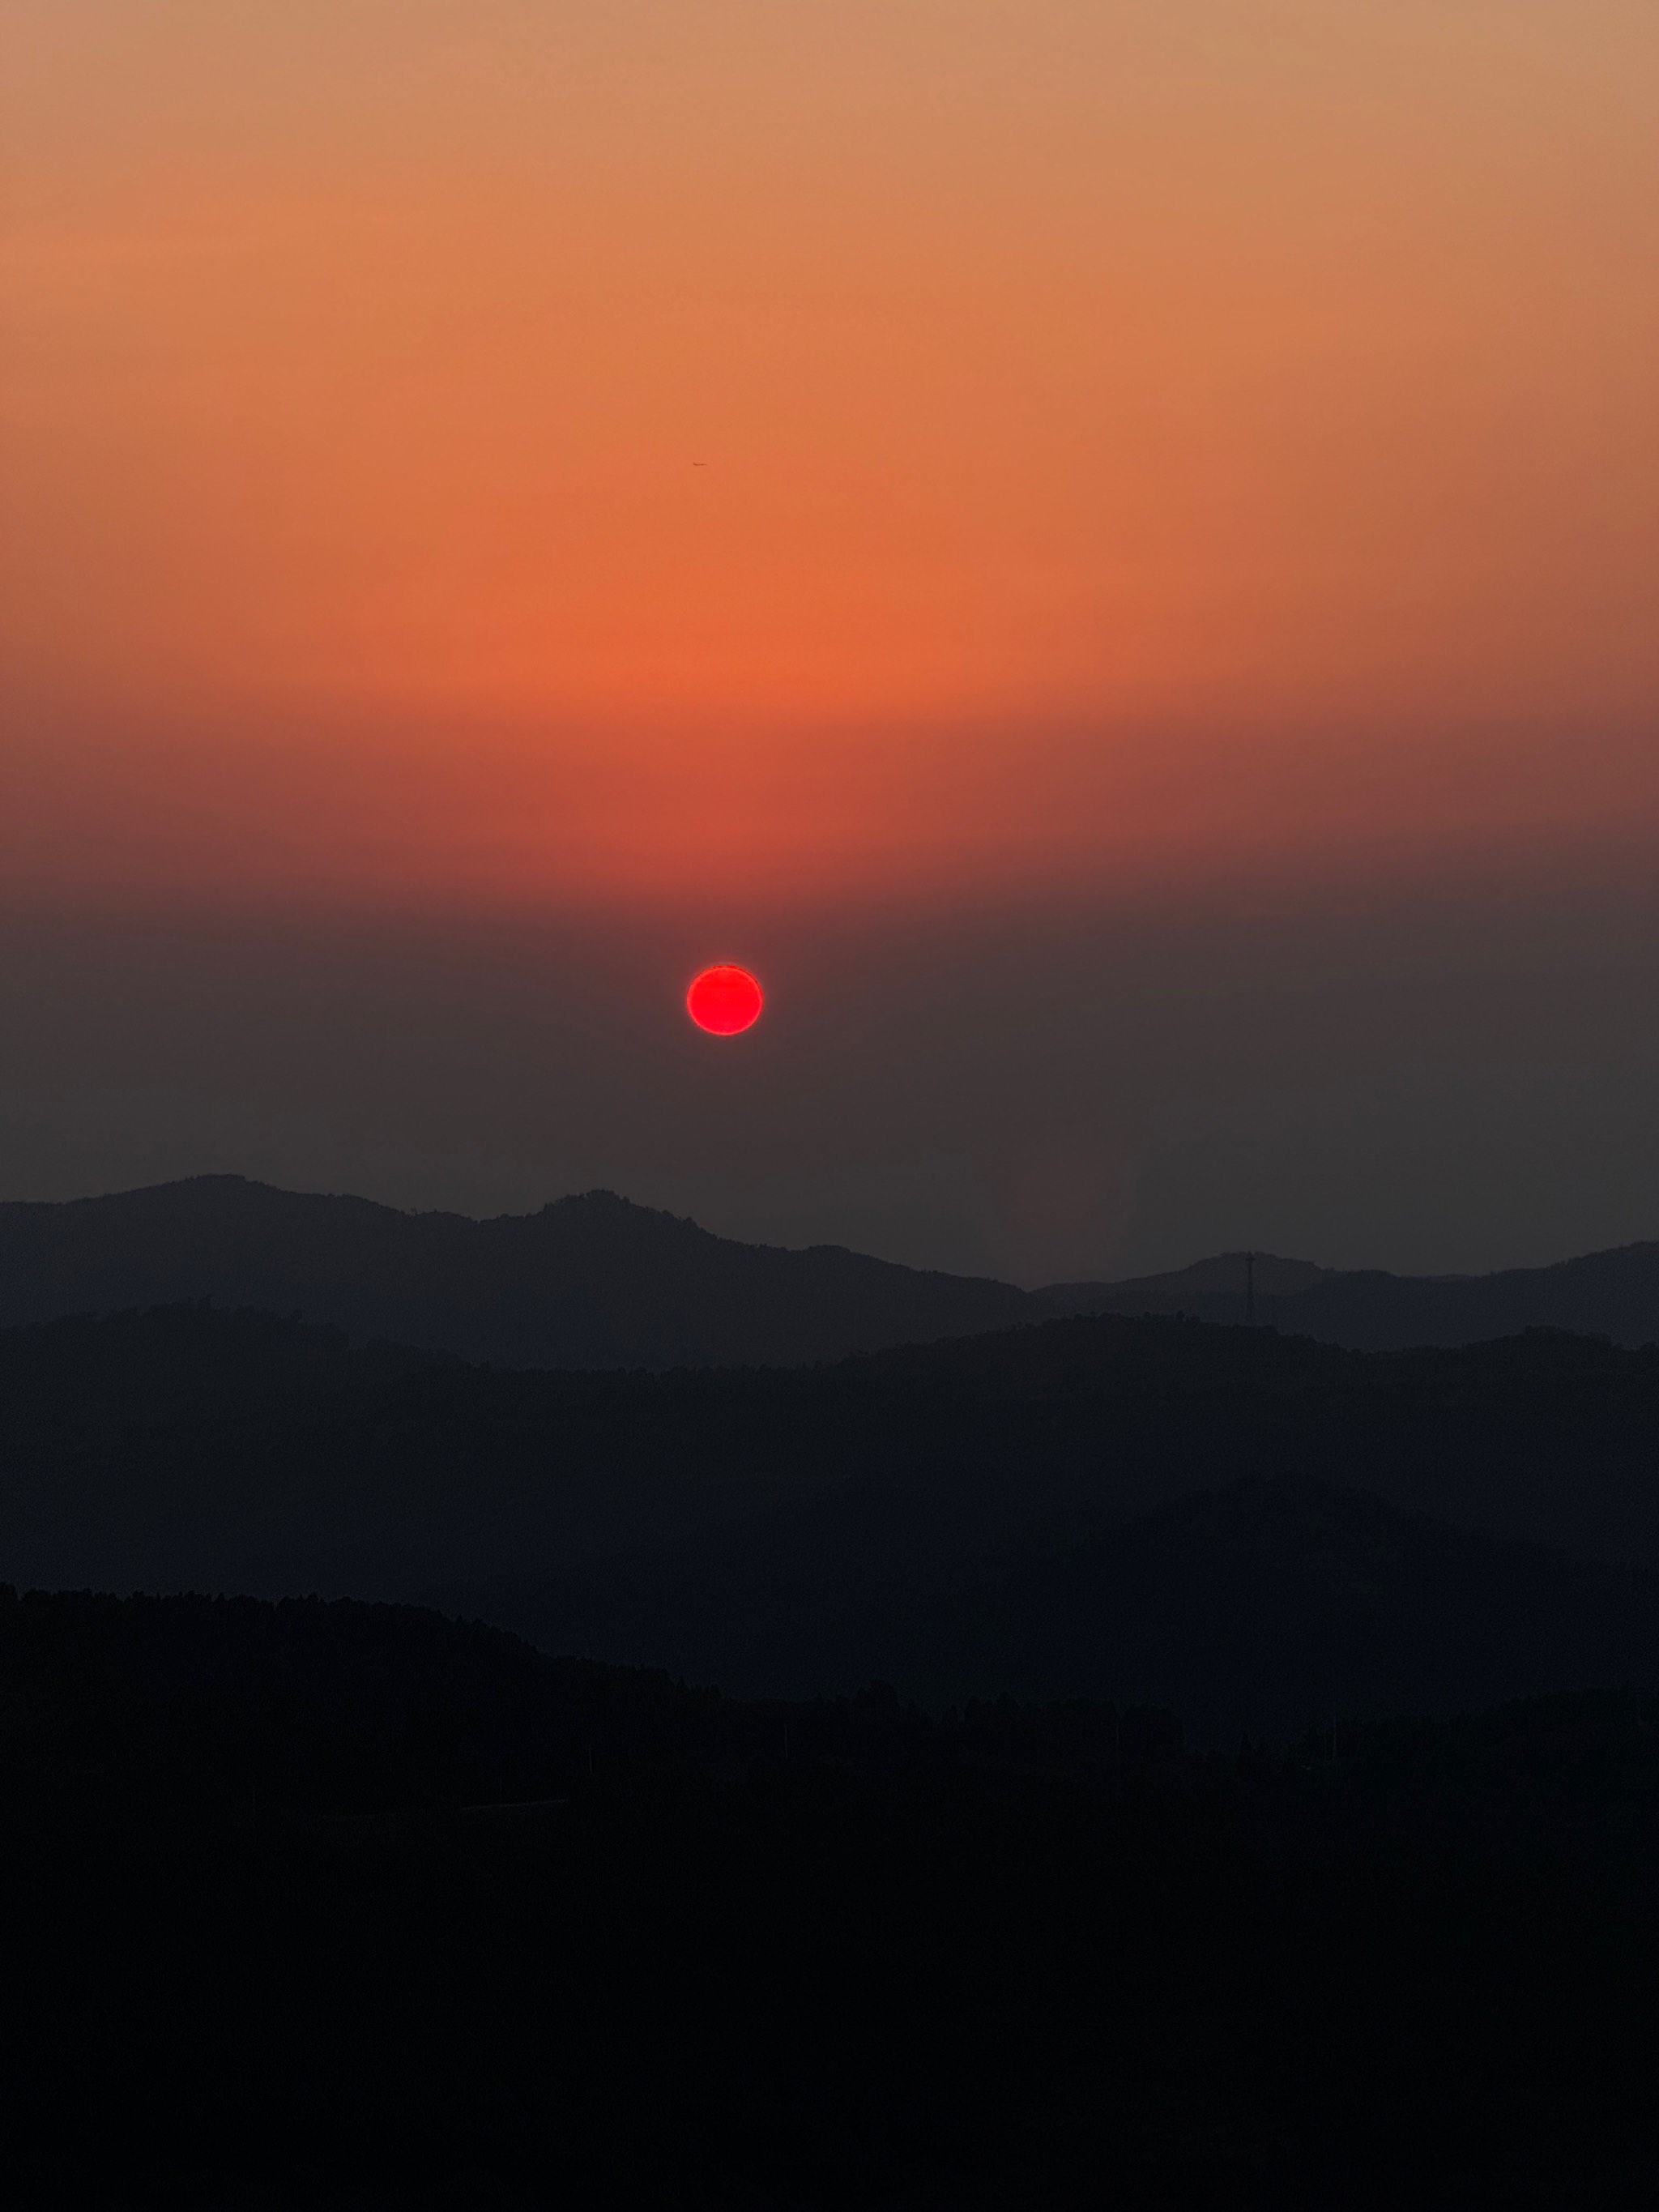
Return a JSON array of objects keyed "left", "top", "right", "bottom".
[{"left": 4, "top": 2, "right": 1658, "bottom": 1279}]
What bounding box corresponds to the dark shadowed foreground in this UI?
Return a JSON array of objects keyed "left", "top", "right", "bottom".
[{"left": 4, "top": 1587, "right": 1659, "bottom": 2209}]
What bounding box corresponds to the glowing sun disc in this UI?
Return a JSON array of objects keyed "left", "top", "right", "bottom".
[{"left": 687, "top": 963, "right": 764, "bottom": 1035}]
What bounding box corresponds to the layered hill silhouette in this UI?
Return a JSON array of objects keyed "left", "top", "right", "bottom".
[
  {"left": 6, "top": 1175, "right": 1659, "bottom": 1369},
  {"left": 991, "top": 1474, "right": 1659, "bottom": 1734},
  {"left": 439, "top": 1469, "right": 1659, "bottom": 1740},
  {"left": 1038, "top": 1240, "right": 1659, "bottom": 1347},
  {"left": 0, "top": 1174, "right": 1026, "bottom": 1369},
  {"left": 8, "top": 1299, "right": 1659, "bottom": 1732}
]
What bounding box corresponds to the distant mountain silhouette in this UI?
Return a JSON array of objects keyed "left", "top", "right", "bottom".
[
  {"left": 0, "top": 1174, "right": 1026, "bottom": 1369},
  {"left": 7, "top": 1174, "right": 1659, "bottom": 1372},
  {"left": 1038, "top": 1249, "right": 1332, "bottom": 1322},
  {"left": 1037, "top": 1241, "right": 1659, "bottom": 1347}
]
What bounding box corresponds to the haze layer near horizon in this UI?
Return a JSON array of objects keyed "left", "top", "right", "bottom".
[{"left": 4, "top": 881, "right": 1658, "bottom": 1286}]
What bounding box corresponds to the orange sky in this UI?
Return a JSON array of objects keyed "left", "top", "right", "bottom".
[{"left": 5, "top": 0, "right": 1658, "bottom": 909}]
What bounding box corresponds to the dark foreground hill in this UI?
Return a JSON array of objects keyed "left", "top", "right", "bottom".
[
  {"left": 1041, "top": 1238, "right": 1659, "bottom": 1349},
  {"left": 0, "top": 1174, "right": 1026, "bottom": 1369},
  {"left": 8, "top": 1303, "right": 1659, "bottom": 1728},
  {"left": 6, "top": 1587, "right": 1659, "bottom": 2206}
]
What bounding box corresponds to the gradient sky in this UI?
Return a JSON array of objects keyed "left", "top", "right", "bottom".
[{"left": 3, "top": 2, "right": 1658, "bottom": 1279}]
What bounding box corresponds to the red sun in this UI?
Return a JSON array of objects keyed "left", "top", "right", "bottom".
[{"left": 686, "top": 963, "right": 764, "bottom": 1035}]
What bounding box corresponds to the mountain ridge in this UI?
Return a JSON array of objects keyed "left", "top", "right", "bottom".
[
  {"left": 6, "top": 1173, "right": 1659, "bottom": 1367},
  {"left": 1040, "top": 1237, "right": 1659, "bottom": 1347},
  {"left": 0, "top": 1173, "right": 1027, "bottom": 1369}
]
